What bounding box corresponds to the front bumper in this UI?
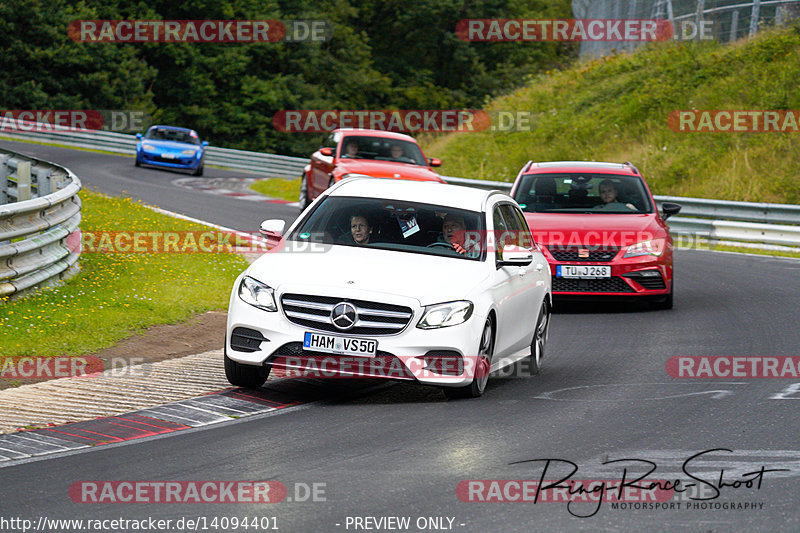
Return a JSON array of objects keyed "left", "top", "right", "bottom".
[
  {"left": 138, "top": 151, "right": 202, "bottom": 170},
  {"left": 226, "top": 286, "right": 485, "bottom": 388},
  {"left": 545, "top": 252, "right": 672, "bottom": 297}
]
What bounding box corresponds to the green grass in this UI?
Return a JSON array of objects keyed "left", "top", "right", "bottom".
[
  {"left": 0, "top": 190, "right": 248, "bottom": 358},
  {"left": 422, "top": 23, "right": 800, "bottom": 204},
  {"left": 250, "top": 178, "right": 301, "bottom": 201},
  {"left": 678, "top": 240, "right": 800, "bottom": 259}
]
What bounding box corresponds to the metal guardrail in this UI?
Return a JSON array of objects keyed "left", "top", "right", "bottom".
[
  {"left": 654, "top": 196, "right": 800, "bottom": 248},
  {"left": 2, "top": 124, "right": 799, "bottom": 251},
  {"left": 574, "top": 0, "right": 800, "bottom": 57},
  {"left": 0, "top": 148, "right": 82, "bottom": 298}
]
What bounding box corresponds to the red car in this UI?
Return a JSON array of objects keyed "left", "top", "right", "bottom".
[
  {"left": 299, "top": 129, "right": 444, "bottom": 210},
  {"left": 509, "top": 161, "right": 681, "bottom": 308}
]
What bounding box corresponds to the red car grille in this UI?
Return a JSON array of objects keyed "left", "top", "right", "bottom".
[{"left": 547, "top": 246, "right": 619, "bottom": 262}]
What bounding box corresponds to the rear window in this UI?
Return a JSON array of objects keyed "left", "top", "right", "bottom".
[{"left": 513, "top": 173, "right": 654, "bottom": 214}]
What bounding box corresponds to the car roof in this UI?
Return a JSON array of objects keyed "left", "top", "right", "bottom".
[
  {"left": 335, "top": 128, "right": 417, "bottom": 143},
  {"left": 523, "top": 161, "right": 640, "bottom": 176},
  {"left": 328, "top": 176, "right": 506, "bottom": 211}
]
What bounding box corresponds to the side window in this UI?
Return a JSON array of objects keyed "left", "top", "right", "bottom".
[
  {"left": 498, "top": 204, "right": 530, "bottom": 251},
  {"left": 322, "top": 132, "right": 339, "bottom": 154},
  {"left": 509, "top": 205, "right": 533, "bottom": 249},
  {"left": 493, "top": 205, "right": 509, "bottom": 261}
]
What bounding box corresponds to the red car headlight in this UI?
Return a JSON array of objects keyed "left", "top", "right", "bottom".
[{"left": 623, "top": 238, "right": 666, "bottom": 258}]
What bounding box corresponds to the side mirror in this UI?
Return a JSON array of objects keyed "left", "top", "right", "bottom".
[
  {"left": 428, "top": 157, "right": 442, "bottom": 167},
  {"left": 497, "top": 244, "right": 533, "bottom": 267},
  {"left": 136, "top": 133, "right": 142, "bottom": 140},
  {"left": 661, "top": 202, "right": 682, "bottom": 220},
  {"left": 320, "top": 147, "right": 333, "bottom": 157},
  {"left": 259, "top": 219, "right": 286, "bottom": 240},
  {"left": 201, "top": 141, "right": 209, "bottom": 147}
]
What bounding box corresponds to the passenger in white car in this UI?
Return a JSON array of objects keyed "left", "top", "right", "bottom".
[{"left": 349, "top": 214, "right": 372, "bottom": 245}]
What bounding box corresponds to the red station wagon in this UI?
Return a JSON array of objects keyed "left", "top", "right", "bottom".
[{"left": 510, "top": 161, "right": 681, "bottom": 309}]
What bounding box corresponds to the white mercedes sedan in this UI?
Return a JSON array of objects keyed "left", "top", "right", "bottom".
[{"left": 225, "top": 177, "right": 552, "bottom": 398}]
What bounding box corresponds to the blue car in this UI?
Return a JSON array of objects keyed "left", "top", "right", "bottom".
[{"left": 135, "top": 125, "right": 209, "bottom": 176}]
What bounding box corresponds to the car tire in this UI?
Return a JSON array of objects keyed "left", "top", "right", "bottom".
[
  {"left": 193, "top": 164, "right": 204, "bottom": 176},
  {"left": 443, "top": 316, "right": 494, "bottom": 399},
  {"left": 224, "top": 349, "right": 269, "bottom": 388},
  {"left": 650, "top": 273, "right": 674, "bottom": 310},
  {"left": 135, "top": 157, "right": 141, "bottom": 167},
  {"left": 298, "top": 173, "right": 310, "bottom": 210},
  {"left": 528, "top": 300, "right": 551, "bottom": 375}
]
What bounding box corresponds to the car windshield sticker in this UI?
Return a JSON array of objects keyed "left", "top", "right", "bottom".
[
  {"left": 299, "top": 232, "right": 311, "bottom": 239},
  {"left": 398, "top": 216, "right": 420, "bottom": 238}
]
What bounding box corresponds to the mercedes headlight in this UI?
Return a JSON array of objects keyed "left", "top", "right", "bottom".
[
  {"left": 623, "top": 238, "right": 665, "bottom": 258},
  {"left": 417, "top": 301, "right": 474, "bottom": 329},
  {"left": 238, "top": 276, "right": 277, "bottom": 312}
]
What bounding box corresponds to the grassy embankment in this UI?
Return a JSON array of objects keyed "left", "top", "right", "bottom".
[
  {"left": 0, "top": 191, "right": 248, "bottom": 358},
  {"left": 422, "top": 25, "right": 800, "bottom": 204},
  {"left": 249, "top": 178, "right": 300, "bottom": 201}
]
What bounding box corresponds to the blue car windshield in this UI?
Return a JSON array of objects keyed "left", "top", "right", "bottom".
[{"left": 145, "top": 128, "right": 201, "bottom": 145}]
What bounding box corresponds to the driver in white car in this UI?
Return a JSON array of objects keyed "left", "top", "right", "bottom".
[{"left": 436, "top": 213, "right": 479, "bottom": 257}]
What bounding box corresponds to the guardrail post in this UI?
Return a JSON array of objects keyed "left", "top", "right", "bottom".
[
  {"left": 627, "top": 0, "right": 638, "bottom": 51},
  {"left": 730, "top": 10, "right": 740, "bottom": 42},
  {"left": 17, "top": 161, "right": 32, "bottom": 202},
  {"left": 695, "top": 0, "right": 705, "bottom": 41},
  {"left": 749, "top": 0, "right": 761, "bottom": 36},
  {"left": 0, "top": 156, "right": 7, "bottom": 204},
  {"left": 34, "top": 168, "right": 51, "bottom": 197},
  {"left": 50, "top": 170, "right": 67, "bottom": 191}
]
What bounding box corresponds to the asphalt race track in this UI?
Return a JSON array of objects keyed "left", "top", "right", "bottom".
[{"left": 2, "top": 140, "right": 800, "bottom": 532}]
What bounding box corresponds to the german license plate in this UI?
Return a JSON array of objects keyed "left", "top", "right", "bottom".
[
  {"left": 303, "top": 332, "right": 377, "bottom": 356},
  {"left": 557, "top": 265, "right": 611, "bottom": 279}
]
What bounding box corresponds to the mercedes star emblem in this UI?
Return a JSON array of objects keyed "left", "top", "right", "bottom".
[{"left": 331, "top": 302, "right": 358, "bottom": 330}]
